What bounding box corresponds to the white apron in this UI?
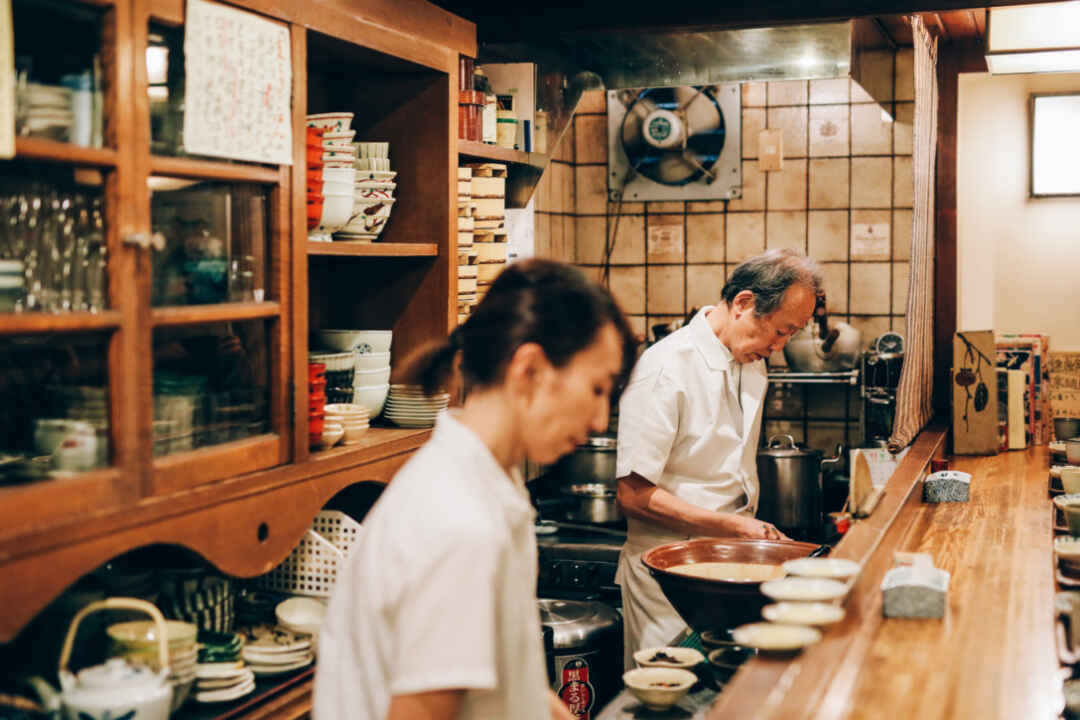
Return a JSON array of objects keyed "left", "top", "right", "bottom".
[{"left": 613, "top": 308, "right": 767, "bottom": 668}]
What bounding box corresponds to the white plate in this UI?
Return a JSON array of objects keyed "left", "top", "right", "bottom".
[
  {"left": 195, "top": 677, "right": 256, "bottom": 703},
  {"left": 761, "top": 602, "right": 846, "bottom": 626},
  {"left": 197, "top": 669, "right": 254, "bottom": 690},
  {"left": 732, "top": 622, "right": 822, "bottom": 652},
  {"left": 249, "top": 654, "right": 314, "bottom": 676},
  {"left": 760, "top": 577, "right": 849, "bottom": 602},
  {"left": 781, "top": 557, "right": 861, "bottom": 580},
  {"left": 195, "top": 661, "right": 247, "bottom": 680},
  {"left": 243, "top": 647, "right": 312, "bottom": 664},
  {"left": 237, "top": 625, "right": 311, "bottom": 653},
  {"left": 387, "top": 418, "right": 436, "bottom": 428}
]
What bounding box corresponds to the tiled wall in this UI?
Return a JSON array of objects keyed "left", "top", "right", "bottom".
[{"left": 534, "top": 50, "right": 915, "bottom": 450}]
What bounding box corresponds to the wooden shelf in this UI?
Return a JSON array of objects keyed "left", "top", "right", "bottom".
[
  {"left": 151, "top": 302, "right": 281, "bottom": 327},
  {"left": 309, "top": 426, "right": 432, "bottom": 473},
  {"left": 307, "top": 242, "right": 438, "bottom": 257},
  {"left": 13, "top": 137, "right": 119, "bottom": 167},
  {"left": 150, "top": 155, "right": 281, "bottom": 184},
  {"left": 458, "top": 139, "right": 546, "bottom": 168},
  {"left": 0, "top": 310, "right": 123, "bottom": 336}
]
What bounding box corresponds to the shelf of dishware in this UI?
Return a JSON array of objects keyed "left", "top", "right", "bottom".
[
  {"left": 458, "top": 139, "right": 546, "bottom": 169},
  {"left": 0, "top": 309, "right": 122, "bottom": 335},
  {"left": 308, "top": 426, "right": 431, "bottom": 471},
  {"left": 150, "top": 155, "right": 282, "bottom": 185},
  {"left": 175, "top": 666, "right": 314, "bottom": 720},
  {"left": 151, "top": 302, "right": 281, "bottom": 328},
  {"left": 306, "top": 242, "right": 438, "bottom": 257},
  {"left": 14, "top": 137, "right": 118, "bottom": 167}
]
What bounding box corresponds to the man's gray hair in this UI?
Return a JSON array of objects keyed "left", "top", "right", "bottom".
[{"left": 721, "top": 249, "right": 823, "bottom": 316}]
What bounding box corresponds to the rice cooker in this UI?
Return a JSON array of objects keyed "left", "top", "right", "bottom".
[{"left": 538, "top": 599, "right": 622, "bottom": 720}]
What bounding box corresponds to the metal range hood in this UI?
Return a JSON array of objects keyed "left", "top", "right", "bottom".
[{"left": 484, "top": 18, "right": 896, "bottom": 206}]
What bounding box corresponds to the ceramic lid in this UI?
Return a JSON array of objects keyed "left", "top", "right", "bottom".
[
  {"left": 757, "top": 434, "right": 822, "bottom": 459},
  {"left": 538, "top": 599, "right": 620, "bottom": 650}
]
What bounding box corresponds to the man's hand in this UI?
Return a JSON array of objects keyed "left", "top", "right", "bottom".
[{"left": 723, "top": 513, "right": 790, "bottom": 541}]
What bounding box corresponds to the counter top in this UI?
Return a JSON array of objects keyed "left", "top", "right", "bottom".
[{"left": 704, "top": 436, "right": 1061, "bottom": 720}]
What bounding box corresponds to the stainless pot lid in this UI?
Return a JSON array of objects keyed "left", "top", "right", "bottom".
[
  {"left": 538, "top": 599, "right": 620, "bottom": 650},
  {"left": 757, "top": 434, "right": 822, "bottom": 458},
  {"left": 582, "top": 435, "right": 616, "bottom": 451},
  {"left": 562, "top": 483, "right": 616, "bottom": 498}
]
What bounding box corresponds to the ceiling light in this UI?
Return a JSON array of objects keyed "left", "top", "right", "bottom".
[{"left": 986, "top": 2, "right": 1080, "bottom": 74}]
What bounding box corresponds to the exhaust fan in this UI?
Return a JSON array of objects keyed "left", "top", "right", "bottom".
[{"left": 607, "top": 84, "right": 741, "bottom": 202}]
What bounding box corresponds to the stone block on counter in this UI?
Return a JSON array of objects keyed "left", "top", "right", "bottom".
[
  {"left": 922, "top": 470, "right": 971, "bottom": 503},
  {"left": 882, "top": 553, "right": 949, "bottom": 619}
]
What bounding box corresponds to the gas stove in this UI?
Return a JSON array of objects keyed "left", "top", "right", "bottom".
[{"left": 535, "top": 522, "right": 624, "bottom": 606}]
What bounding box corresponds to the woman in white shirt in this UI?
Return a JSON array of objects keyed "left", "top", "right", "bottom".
[{"left": 313, "top": 259, "right": 637, "bottom": 720}]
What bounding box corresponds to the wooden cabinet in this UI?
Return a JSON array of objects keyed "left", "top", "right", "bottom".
[{"left": 0, "top": 0, "right": 475, "bottom": 689}]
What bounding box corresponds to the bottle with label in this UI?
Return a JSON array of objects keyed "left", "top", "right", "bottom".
[
  {"left": 496, "top": 109, "right": 517, "bottom": 149},
  {"left": 474, "top": 69, "right": 497, "bottom": 145}
]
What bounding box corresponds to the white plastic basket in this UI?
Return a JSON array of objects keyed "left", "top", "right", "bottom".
[{"left": 258, "top": 510, "right": 362, "bottom": 597}]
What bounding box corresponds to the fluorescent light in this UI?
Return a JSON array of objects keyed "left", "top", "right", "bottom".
[{"left": 987, "top": 2, "right": 1080, "bottom": 74}]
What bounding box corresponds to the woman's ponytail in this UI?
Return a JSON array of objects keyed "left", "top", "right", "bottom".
[{"left": 398, "top": 326, "right": 463, "bottom": 396}]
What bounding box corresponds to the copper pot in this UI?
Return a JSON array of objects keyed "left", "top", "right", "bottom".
[{"left": 641, "top": 538, "right": 817, "bottom": 633}]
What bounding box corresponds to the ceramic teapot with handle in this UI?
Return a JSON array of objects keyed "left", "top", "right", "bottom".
[{"left": 31, "top": 598, "right": 173, "bottom": 720}]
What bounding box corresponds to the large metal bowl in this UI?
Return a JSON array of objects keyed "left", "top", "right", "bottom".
[{"left": 641, "top": 538, "right": 818, "bottom": 633}]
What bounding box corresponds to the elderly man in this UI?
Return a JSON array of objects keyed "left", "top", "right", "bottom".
[{"left": 614, "top": 249, "right": 822, "bottom": 665}]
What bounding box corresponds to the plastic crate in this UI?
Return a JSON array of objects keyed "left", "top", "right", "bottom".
[{"left": 257, "top": 510, "right": 362, "bottom": 597}]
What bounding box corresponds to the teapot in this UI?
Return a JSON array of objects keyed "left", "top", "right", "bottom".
[{"left": 28, "top": 598, "right": 173, "bottom": 720}]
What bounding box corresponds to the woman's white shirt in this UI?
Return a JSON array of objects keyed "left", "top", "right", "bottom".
[{"left": 312, "top": 411, "right": 550, "bottom": 720}]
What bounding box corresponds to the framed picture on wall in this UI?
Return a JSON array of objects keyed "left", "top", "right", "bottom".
[{"left": 1030, "top": 92, "right": 1080, "bottom": 197}]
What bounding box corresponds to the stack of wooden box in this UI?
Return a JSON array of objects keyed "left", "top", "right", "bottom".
[
  {"left": 465, "top": 163, "right": 508, "bottom": 304},
  {"left": 457, "top": 167, "right": 478, "bottom": 325}
]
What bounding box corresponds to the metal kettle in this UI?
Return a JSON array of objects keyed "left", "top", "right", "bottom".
[{"left": 756, "top": 435, "right": 843, "bottom": 539}]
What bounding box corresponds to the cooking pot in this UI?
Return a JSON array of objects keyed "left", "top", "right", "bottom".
[
  {"left": 782, "top": 323, "right": 861, "bottom": 372},
  {"left": 562, "top": 483, "right": 622, "bottom": 524},
  {"left": 539, "top": 599, "right": 622, "bottom": 720},
  {"left": 553, "top": 435, "right": 616, "bottom": 488},
  {"left": 756, "top": 435, "right": 843, "bottom": 539}
]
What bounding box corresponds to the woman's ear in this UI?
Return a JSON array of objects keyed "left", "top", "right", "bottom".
[{"left": 503, "top": 342, "right": 549, "bottom": 399}]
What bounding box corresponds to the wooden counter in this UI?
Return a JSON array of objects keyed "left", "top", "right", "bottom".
[{"left": 708, "top": 433, "right": 1062, "bottom": 720}]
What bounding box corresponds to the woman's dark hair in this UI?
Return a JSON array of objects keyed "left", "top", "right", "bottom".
[{"left": 403, "top": 259, "right": 638, "bottom": 395}]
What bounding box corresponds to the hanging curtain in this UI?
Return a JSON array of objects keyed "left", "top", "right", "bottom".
[{"left": 888, "top": 16, "right": 938, "bottom": 452}]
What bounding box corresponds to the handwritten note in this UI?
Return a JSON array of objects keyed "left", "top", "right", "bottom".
[{"left": 183, "top": 0, "right": 291, "bottom": 165}]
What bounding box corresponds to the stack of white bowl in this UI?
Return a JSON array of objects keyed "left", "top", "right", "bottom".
[
  {"left": 107, "top": 618, "right": 199, "bottom": 712},
  {"left": 336, "top": 142, "right": 396, "bottom": 243},
  {"left": 324, "top": 404, "right": 369, "bottom": 445},
  {"left": 383, "top": 385, "right": 450, "bottom": 428},
  {"left": 19, "top": 83, "right": 74, "bottom": 141},
  {"left": 315, "top": 329, "right": 392, "bottom": 416},
  {"left": 306, "top": 113, "right": 356, "bottom": 242}
]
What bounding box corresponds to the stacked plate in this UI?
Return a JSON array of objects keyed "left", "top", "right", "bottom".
[
  {"left": 324, "top": 403, "right": 369, "bottom": 445},
  {"left": 239, "top": 624, "right": 314, "bottom": 676},
  {"left": 18, "top": 83, "right": 73, "bottom": 141},
  {"left": 383, "top": 385, "right": 450, "bottom": 428},
  {"left": 309, "top": 352, "right": 355, "bottom": 405},
  {"left": 193, "top": 629, "right": 253, "bottom": 703}
]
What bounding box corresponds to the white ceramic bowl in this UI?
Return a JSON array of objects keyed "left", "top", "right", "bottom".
[
  {"left": 320, "top": 423, "right": 344, "bottom": 449},
  {"left": 354, "top": 182, "right": 397, "bottom": 194},
  {"left": 318, "top": 192, "right": 354, "bottom": 230},
  {"left": 321, "top": 129, "right": 355, "bottom": 143},
  {"left": 341, "top": 198, "right": 395, "bottom": 238},
  {"left": 633, "top": 647, "right": 705, "bottom": 670},
  {"left": 354, "top": 366, "right": 391, "bottom": 387},
  {"left": 323, "top": 403, "right": 369, "bottom": 418},
  {"left": 340, "top": 423, "right": 369, "bottom": 444},
  {"left": 315, "top": 330, "right": 392, "bottom": 354},
  {"left": 275, "top": 597, "right": 326, "bottom": 637},
  {"left": 1056, "top": 536, "right": 1080, "bottom": 559},
  {"left": 355, "top": 170, "right": 397, "bottom": 183},
  {"left": 306, "top": 112, "right": 353, "bottom": 131},
  {"left": 760, "top": 577, "right": 849, "bottom": 603},
  {"left": 781, "top": 557, "right": 861, "bottom": 580},
  {"left": 622, "top": 668, "right": 696, "bottom": 711},
  {"left": 319, "top": 167, "right": 356, "bottom": 184},
  {"left": 320, "top": 179, "right": 354, "bottom": 196},
  {"left": 354, "top": 351, "right": 391, "bottom": 370},
  {"left": 761, "top": 602, "right": 846, "bottom": 626},
  {"left": 353, "top": 384, "right": 389, "bottom": 416},
  {"left": 732, "top": 622, "right": 822, "bottom": 652}
]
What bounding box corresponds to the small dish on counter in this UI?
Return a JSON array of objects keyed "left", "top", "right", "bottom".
[
  {"left": 632, "top": 646, "right": 705, "bottom": 670},
  {"left": 1053, "top": 494, "right": 1080, "bottom": 534},
  {"left": 762, "top": 602, "right": 845, "bottom": 626},
  {"left": 760, "top": 577, "right": 849, "bottom": 603},
  {"left": 781, "top": 557, "right": 860, "bottom": 580},
  {"left": 622, "top": 667, "right": 697, "bottom": 711},
  {"left": 731, "top": 622, "right": 822, "bottom": 652}
]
